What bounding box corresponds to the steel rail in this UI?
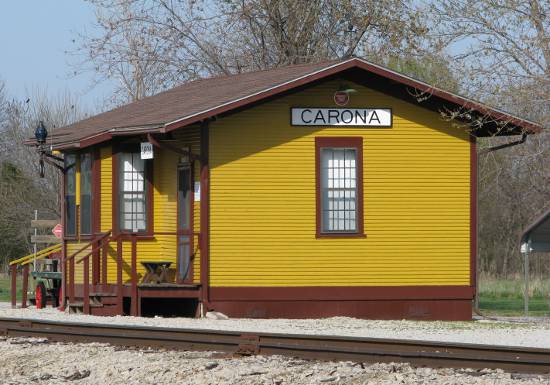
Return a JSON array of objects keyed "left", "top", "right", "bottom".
[{"left": 0, "top": 317, "right": 548, "bottom": 374}]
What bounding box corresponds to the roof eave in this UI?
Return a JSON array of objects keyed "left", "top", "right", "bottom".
[
  {"left": 162, "top": 57, "right": 544, "bottom": 135},
  {"left": 24, "top": 125, "right": 164, "bottom": 151}
]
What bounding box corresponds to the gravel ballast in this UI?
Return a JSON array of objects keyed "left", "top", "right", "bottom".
[
  {"left": 0, "top": 337, "right": 548, "bottom": 385},
  {"left": 1, "top": 302, "right": 549, "bottom": 349}
]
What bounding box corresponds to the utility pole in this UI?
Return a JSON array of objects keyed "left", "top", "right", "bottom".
[{"left": 524, "top": 239, "right": 531, "bottom": 318}]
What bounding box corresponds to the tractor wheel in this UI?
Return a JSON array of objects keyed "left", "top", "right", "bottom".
[{"left": 35, "top": 283, "right": 47, "bottom": 309}]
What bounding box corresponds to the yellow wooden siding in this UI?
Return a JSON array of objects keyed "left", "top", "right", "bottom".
[
  {"left": 209, "top": 80, "right": 471, "bottom": 287},
  {"left": 100, "top": 146, "right": 112, "bottom": 233},
  {"left": 66, "top": 241, "right": 84, "bottom": 282},
  {"left": 68, "top": 132, "right": 201, "bottom": 284}
]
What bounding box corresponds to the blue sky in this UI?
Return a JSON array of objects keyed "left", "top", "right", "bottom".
[{"left": 0, "top": 0, "right": 115, "bottom": 108}]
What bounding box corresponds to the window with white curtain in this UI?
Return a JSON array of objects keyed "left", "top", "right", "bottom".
[
  {"left": 320, "top": 148, "right": 357, "bottom": 232},
  {"left": 119, "top": 152, "right": 147, "bottom": 232}
]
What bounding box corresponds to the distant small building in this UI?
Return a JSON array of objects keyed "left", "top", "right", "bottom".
[
  {"left": 521, "top": 209, "right": 550, "bottom": 252},
  {"left": 34, "top": 58, "right": 542, "bottom": 320}
]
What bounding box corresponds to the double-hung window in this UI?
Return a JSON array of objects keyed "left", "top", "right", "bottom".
[
  {"left": 316, "top": 137, "right": 364, "bottom": 237},
  {"left": 118, "top": 151, "right": 150, "bottom": 233},
  {"left": 65, "top": 154, "right": 77, "bottom": 237},
  {"left": 80, "top": 152, "right": 93, "bottom": 235}
]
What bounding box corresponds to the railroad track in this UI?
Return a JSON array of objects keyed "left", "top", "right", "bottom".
[{"left": 0, "top": 317, "right": 549, "bottom": 374}]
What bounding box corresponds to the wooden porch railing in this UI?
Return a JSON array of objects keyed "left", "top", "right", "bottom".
[
  {"left": 67, "top": 231, "right": 199, "bottom": 316},
  {"left": 66, "top": 231, "right": 121, "bottom": 315},
  {"left": 9, "top": 243, "right": 62, "bottom": 309}
]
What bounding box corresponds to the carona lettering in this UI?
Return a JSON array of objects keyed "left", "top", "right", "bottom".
[{"left": 292, "top": 108, "right": 391, "bottom": 126}]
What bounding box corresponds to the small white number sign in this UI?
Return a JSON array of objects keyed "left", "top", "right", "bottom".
[{"left": 141, "top": 142, "right": 154, "bottom": 159}]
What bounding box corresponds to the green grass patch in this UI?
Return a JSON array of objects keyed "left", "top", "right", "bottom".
[
  {"left": 478, "top": 276, "right": 550, "bottom": 316},
  {"left": 0, "top": 274, "right": 21, "bottom": 302}
]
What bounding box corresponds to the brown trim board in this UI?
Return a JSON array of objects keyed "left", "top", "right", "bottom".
[
  {"left": 199, "top": 120, "right": 210, "bottom": 307},
  {"left": 209, "top": 286, "right": 474, "bottom": 301},
  {"left": 209, "top": 286, "right": 473, "bottom": 320},
  {"left": 209, "top": 300, "right": 472, "bottom": 320},
  {"left": 470, "top": 136, "right": 477, "bottom": 291}
]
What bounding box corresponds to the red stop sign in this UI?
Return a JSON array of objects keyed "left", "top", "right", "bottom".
[{"left": 52, "top": 224, "right": 63, "bottom": 239}]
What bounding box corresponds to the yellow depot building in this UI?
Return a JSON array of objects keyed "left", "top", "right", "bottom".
[{"left": 28, "top": 58, "right": 542, "bottom": 320}]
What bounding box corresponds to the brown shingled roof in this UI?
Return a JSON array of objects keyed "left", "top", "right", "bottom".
[
  {"left": 41, "top": 60, "right": 338, "bottom": 149},
  {"left": 35, "top": 58, "right": 543, "bottom": 149}
]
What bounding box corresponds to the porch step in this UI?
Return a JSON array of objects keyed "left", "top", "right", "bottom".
[
  {"left": 90, "top": 292, "right": 117, "bottom": 297},
  {"left": 96, "top": 296, "right": 119, "bottom": 305},
  {"left": 67, "top": 301, "right": 104, "bottom": 315},
  {"left": 90, "top": 303, "right": 120, "bottom": 316},
  {"left": 68, "top": 301, "right": 104, "bottom": 308}
]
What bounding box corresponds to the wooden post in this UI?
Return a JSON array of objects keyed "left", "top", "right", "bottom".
[
  {"left": 101, "top": 239, "right": 108, "bottom": 290},
  {"left": 21, "top": 264, "right": 29, "bottom": 308},
  {"left": 60, "top": 242, "right": 67, "bottom": 311},
  {"left": 130, "top": 234, "right": 138, "bottom": 316},
  {"left": 92, "top": 239, "right": 99, "bottom": 286},
  {"left": 524, "top": 240, "right": 530, "bottom": 318},
  {"left": 10, "top": 265, "right": 17, "bottom": 308},
  {"left": 116, "top": 238, "right": 123, "bottom": 315},
  {"left": 200, "top": 120, "right": 210, "bottom": 312},
  {"left": 61, "top": 160, "right": 67, "bottom": 311},
  {"left": 83, "top": 257, "right": 90, "bottom": 314},
  {"left": 69, "top": 257, "right": 75, "bottom": 304}
]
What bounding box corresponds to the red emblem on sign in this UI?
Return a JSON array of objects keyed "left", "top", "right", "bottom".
[
  {"left": 52, "top": 224, "right": 63, "bottom": 239},
  {"left": 334, "top": 91, "right": 349, "bottom": 106}
]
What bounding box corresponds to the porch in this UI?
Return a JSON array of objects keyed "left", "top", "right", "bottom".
[{"left": 64, "top": 230, "right": 203, "bottom": 317}]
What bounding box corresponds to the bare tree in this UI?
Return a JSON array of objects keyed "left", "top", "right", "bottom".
[
  {"left": 429, "top": 0, "right": 550, "bottom": 278},
  {"left": 73, "top": 0, "right": 428, "bottom": 104},
  {"left": 0, "top": 85, "right": 87, "bottom": 268},
  {"left": 429, "top": 0, "right": 550, "bottom": 125}
]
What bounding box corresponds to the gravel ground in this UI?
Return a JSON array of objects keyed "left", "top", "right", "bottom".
[
  {"left": 0, "top": 337, "right": 548, "bottom": 385},
  {"left": 1, "top": 302, "right": 550, "bottom": 349}
]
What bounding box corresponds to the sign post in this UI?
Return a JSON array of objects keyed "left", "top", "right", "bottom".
[
  {"left": 524, "top": 240, "right": 530, "bottom": 318},
  {"left": 520, "top": 239, "right": 531, "bottom": 318},
  {"left": 33, "top": 210, "right": 38, "bottom": 271}
]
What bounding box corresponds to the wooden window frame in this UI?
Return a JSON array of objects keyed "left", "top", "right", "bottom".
[
  {"left": 315, "top": 137, "right": 365, "bottom": 238},
  {"left": 112, "top": 143, "right": 154, "bottom": 238}
]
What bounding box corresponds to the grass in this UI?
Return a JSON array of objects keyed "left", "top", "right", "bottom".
[
  {"left": 0, "top": 274, "right": 21, "bottom": 303},
  {"left": 478, "top": 275, "right": 550, "bottom": 316}
]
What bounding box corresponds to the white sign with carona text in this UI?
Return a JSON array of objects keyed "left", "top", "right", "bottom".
[{"left": 291, "top": 108, "right": 392, "bottom": 127}]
